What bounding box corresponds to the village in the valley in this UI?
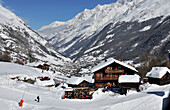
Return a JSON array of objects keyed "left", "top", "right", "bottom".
[
  {"left": 1, "top": 52, "right": 169, "bottom": 109},
  {"left": 30, "top": 55, "right": 170, "bottom": 100}
]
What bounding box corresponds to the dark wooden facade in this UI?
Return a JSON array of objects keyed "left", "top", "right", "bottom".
[
  {"left": 68, "top": 80, "right": 92, "bottom": 88},
  {"left": 148, "top": 72, "right": 170, "bottom": 85},
  {"left": 119, "top": 83, "right": 140, "bottom": 89},
  {"left": 64, "top": 88, "right": 93, "bottom": 99},
  {"left": 94, "top": 62, "right": 137, "bottom": 88},
  {"left": 37, "top": 63, "right": 50, "bottom": 70}
]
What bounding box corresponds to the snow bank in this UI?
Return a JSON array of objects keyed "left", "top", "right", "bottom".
[
  {"left": 0, "top": 62, "right": 42, "bottom": 79},
  {"left": 35, "top": 79, "right": 55, "bottom": 87},
  {"left": 118, "top": 74, "right": 140, "bottom": 83}
]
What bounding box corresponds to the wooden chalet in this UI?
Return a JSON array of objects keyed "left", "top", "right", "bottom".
[
  {"left": 66, "top": 75, "right": 94, "bottom": 88},
  {"left": 64, "top": 87, "right": 93, "bottom": 99},
  {"left": 146, "top": 67, "right": 170, "bottom": 85},
  {"left": 64, "top": 75, "right": 94, "bottom": 99},
  {"left": 118, "top": 75, "right": 140, "bottom": 94},
  {"left": 37, "top": 63, "right": 50, "bottom": 70},
  {"left": 91, "top": 58, "right": 138, "bottom": 88}
]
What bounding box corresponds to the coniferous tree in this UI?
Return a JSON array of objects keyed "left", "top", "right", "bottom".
[{"left": 1, "top": 51, "right": 11, "bottom": 62}]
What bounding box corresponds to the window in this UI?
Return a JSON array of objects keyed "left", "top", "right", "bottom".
[
  {"left": 96, "top": 73, "right": 103, "bottom": 77},
  {"left": 117, "top": 66, "right": 122, "bottom": 69},
  {"left": 109, "top": 73, "right": 113, "bottom": 77},
  {"left": 106, "top": 73, "right": 110, "bottom": 77},
  {"left": 107, "top": 67, "right": 112, "bottom": 70}
]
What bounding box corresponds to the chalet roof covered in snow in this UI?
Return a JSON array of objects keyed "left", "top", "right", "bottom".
[
  {"left": 118, "top": 74, "right": 140, "bottom": 83},
  {"left": 146, "top": 67, "right": 170, "bottom": 79},
  {"left": 66, "top": 75, "right": 94, "bottom": 85},
  {"left": 91, "top": 58, "right": 138, "bottom": 73}
]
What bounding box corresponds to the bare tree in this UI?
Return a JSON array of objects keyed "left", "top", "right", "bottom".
[{"left": 0, "top": 51, "right": 11, "bottom": 62}]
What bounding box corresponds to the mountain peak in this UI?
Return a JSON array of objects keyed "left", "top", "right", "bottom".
[
  {"left": 118, "top": 0, "right": 133, "bottom": 4},
  {"left": 38, "top": 21, "right": 65, "bottom": 31}
]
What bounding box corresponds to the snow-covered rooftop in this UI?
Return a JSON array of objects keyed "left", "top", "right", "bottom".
[
  {"left": 146, "top": 67, "right": 170, "bottom": 79},
  {"left": 118, "top": 74, "right": 140, "bottom": 83},
  {"left": 54, "top": 74, "right": 69, "bottom": 80},
  {"left": 91, "top": 58, "right": 138, "bottom": 73},
  {"left": 66, "top": 75, "right": 94, "bottom": 85}
]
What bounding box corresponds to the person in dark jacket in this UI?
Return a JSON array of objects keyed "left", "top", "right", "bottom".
[{"left": 37, "top": 96, "right": 40, "bottom": 102}]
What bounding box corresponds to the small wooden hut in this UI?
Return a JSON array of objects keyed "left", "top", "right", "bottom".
[
  {"left": 118, "top": 74, "right": 141, "bottom": 94},
  {"left": 66, "top": 75, "right": 94, "bottom": 88},
  {"left": 37, "top": 63, "right": 50, "bottom": 70},
  {"left": 64, "top": 87, "right": 93, "bottom": 99},
  {"left": 146, "top": 67, "right": 170, "bottom": 85},
  {"left": 64, "top": 75, "right": 94, "bottom": 99}
]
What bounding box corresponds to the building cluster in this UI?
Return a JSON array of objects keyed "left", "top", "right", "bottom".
[
  {"left": 62, "top": 58, "right": 170, "bottom": 99},
  {"left": 35, "top": 58, "right": 170, "bottom": 99}
]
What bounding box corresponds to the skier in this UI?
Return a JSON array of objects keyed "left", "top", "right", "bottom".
[
  {"left": 37, "top": 96, "right": 40, "bottom": 102},
  {"left": 19, "top": 99, "right": 24, "bottom": 107}
]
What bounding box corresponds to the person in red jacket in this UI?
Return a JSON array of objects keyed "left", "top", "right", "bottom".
[{"left": 19, "top": 99, "right": 24, "bottom": 107}]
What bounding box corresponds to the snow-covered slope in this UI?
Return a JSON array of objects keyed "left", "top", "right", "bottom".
[
  {"left": 39, "top": 21, "right": 65, "bottom": 31},
  {"left": 38, "top": 0, "right": 170, "bottom": 62},
  {"left": 0, "top": 4, "right": 71, "bottom": 65},
  {"left": 38, "top": 21, "right": 65, "bottom": 40},
  {"left": 0, "top": 62, "right": 170, "bottom": 110}
]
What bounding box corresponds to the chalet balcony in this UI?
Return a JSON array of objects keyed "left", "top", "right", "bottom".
[
  {"left": 95, "top": 77, "right": 118, "bottom": 80},
  {"left": 105, "top": 69, "right": 124, "bottom": 73}
]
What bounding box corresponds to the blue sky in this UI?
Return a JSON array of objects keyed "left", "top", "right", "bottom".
[{"left": 1, "top": 0, "right": 117, "bottom": 30}]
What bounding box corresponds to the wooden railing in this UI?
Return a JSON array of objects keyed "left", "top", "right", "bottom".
[
  {"left": 95, "top": 77, "right": 118, "bottom": 80},
  {"left": 105, "top": 69, "right": 124, "bottom": 73}
]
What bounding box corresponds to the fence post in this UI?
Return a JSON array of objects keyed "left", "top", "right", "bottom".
[{"left": 6, "top": 72, "right": 7, "bottom": 80}]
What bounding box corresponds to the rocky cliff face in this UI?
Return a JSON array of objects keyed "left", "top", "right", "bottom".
[{"left": 78, "top": 16, "right": 170, "bottom": 63}]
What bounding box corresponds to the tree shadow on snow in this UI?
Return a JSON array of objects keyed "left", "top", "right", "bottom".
[
  {"left": 162, "top": 93, "right": 170, "bottom": 110},
  {"left": 147, "top": 91, "right": 165, "bottom": 97}
]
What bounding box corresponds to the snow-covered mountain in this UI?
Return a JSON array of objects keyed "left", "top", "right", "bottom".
[
  {"left": 38, "top": 0, "right": 170, "bottom": 63},
  {"left": 0, "top": 4, "right": 71, "bottom": 65},
  {"left": 38, "top": 21, "right": 65, "bottom": 40}
]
